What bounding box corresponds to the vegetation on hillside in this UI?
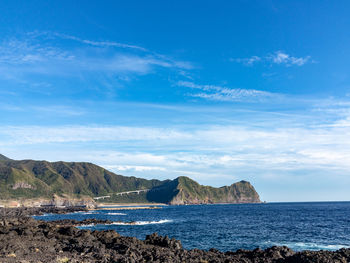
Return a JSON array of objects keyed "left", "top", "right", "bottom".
[
  {"left": 0, "top": 154, "right": 260, "bottom": 204},
  {"left": 147, "top": 176, "right": 260, "bottom": 204},
  {"left": 0, "top": 157, "right": 163, "bottom": 199}
]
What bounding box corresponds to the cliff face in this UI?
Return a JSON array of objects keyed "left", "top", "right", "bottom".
[{"left": 147, "top": 176, "right": 261, "bottom": 205}]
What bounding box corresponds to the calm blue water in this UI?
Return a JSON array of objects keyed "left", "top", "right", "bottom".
[{"left": 34, "top": 202, "right": 350, "bottom": 252}]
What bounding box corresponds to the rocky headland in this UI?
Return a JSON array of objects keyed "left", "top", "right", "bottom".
[
  {"left": 149, "top": 176, "right": 261, "bottom": 205},
  {"left": 1, "top": 208, "right": 349, "bottom": 263}
]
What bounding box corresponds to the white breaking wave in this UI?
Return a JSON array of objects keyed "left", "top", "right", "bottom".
[
  {"left": 105, "top": 212, "right": 127, "bottom": 216},
  {"left": 40, "top": 213, "right": 51, "bottom": 216},
  {"left": 70, "top": 211, "right": 126, "bottom": 215},
  {"left": 111, "top": 219, "right": 173, "bottom": 225},
  {"left": 67, "top": 211, "right": 99, "bottom": 215},
  {"left": 78, "top": 224, "right": 96, "bottom": 228},
  {"left": 263, "top": 241, "right": 349, "bottom": 251},
  {"left": 35, "top": 211, "right": 97, "bottom": 217},
  {"left": 78, "top": 219, "right": 173, "bottom": 228}
]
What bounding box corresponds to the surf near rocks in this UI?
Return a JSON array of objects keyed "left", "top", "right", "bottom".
[{"left": 1, "top": 208, "right": 350, "bottom": 262}]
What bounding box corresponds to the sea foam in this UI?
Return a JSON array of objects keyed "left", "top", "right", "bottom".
[
  {"left": 263, "top": 241, "right": 349, "bottom": 251},
  {"left": 78, "top": 223, "right": 96, "bottom": 228},
  {"left": 105, "top": 212, "right": 127, "bottom": 216},
  {"left": 77, "top": 219, "right": 173, "bottom": 228},
  {"left": 111, "top": 219, "right": 173, "bottom": 225}
]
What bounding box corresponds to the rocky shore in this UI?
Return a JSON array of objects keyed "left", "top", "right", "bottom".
[
  {"left": 0, "top": 207, "right": 88, "bottom": 218},
  {"left": 0, "top": 208, "right": 349, "bottom": 262}
]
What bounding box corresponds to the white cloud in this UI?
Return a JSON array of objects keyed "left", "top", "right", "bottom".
[
  {"left": 31, "top": 106, "right": 86, "bottom": 116},
  {"left": 0, "top": 126, "right": 191, "bottom": 145},
  {"left": 104, "top": 165, "right": 166, "bottom": 172},
  {"left": 2, "top": 119, "right": 350, "bottom": 173},
  {"left": 52, "top": 32, "right": 148, "bottom": 51},
  {"left": 0, "top": 33, "right": 192, "bottom": 82},
  {"left": 230, "top": 56, "right": 261, "bottom": 66},
  {"left": 269, "top": 51, "right": 311, "bottom": 66},
  {"left": 232, "top": 51, "right": 311, "bottom": 67},
  {"left": 0, "top": 39, "right": 73, "bottom": 65},
  {"left": 178, "top": 81, "right": 278, "bottom": 102},
  {"left": 0, "top": 103, "right": 86, "bottom": 116},
  {"left": 2, "top": 102, "right": 350, "bottom": 198}
]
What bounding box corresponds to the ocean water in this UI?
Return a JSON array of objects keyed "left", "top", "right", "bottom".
[{"left": 34, "top": 202, "right": 350, "bottom": 252}]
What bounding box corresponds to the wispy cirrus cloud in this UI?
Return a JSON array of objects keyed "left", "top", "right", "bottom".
[
  {"left": 0, "top": 32, "right": 192, "bottom": 86},
  {"left": 231, "top": 51, "right": 312, "bottom": 66},
  {"left": 31, "top": 105, "right": 86, "bottom": 116},
  {"left": 178, "top": 81, "right": 279, "bottom": 102},
  {"left": 269, "top": 51, "right": 311, "bottom": 66},
  {"left": 0, "top": 125, "right": 191, "bottom": 144},
  {"left": 0, "top": 39, "right": 73, "bottom": 66},
  {"left": 2, "top": 118, "right": 350, "bottom": 181},
  {"left": 2, "top": 96, "right": 350, "bottom": 201},
  {"left": 232, "top": 55, "right": 261, "bottom": 66},
  {"left": 50, "top": 32, "right": 148, "bottom": 51},
  {"left": 0, "top": 102, "right": 87, "bottom": 117},
  {"left": 104, "top": 165, "right": 166, "bottom": 172}
]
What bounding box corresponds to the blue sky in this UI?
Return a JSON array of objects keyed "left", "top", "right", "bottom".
[{"left": 1, "top": 1, "right": 350, "bottom": 201}]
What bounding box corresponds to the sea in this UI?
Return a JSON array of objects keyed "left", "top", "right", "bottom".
[{"left": 33, "top": 202, "right": 350, "bottom": 252}]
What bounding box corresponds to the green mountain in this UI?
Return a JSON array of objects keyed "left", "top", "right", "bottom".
[
  {"left": 0, "top": 154, "right": 261, "bottom": 204},
  {"left": 0, "top": 156, "right": 163, "bottom": 199},
  {"left": 146, "top": 176, "right": 261, "bottom": 204},
  {"left": 0, "top": 154, "right": 11, "bottom": 161}
]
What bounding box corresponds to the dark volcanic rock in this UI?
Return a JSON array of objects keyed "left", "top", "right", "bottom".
[
  {"left": 145, "top": 232, "right": 183, "bottom": 250},
  {"left": 50, "top": 218, "right": 114, "bottom": 226},
  {"left": 0, "top": 206, "right": 87, "bottom": 218},
  {"left": 0, "top": 208, "right": 349, "bottom": 262}
]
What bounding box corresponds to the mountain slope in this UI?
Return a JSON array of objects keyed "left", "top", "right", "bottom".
[
  {"left": 146, "top": 176, "right": 261, "bottom": 204},
  {"left": 0, "top": 155, "right": 261, "bottom": 205},
  {"left": 0, "top": 158, "right": 163, "bottom": 199},
  {"left": 0, "top": 154, "right": 11, "bottom": 161}
]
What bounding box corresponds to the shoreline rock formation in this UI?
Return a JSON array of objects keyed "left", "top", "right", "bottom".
[{"left": 0, "top": 208, "right": 349, "bottom": 262}]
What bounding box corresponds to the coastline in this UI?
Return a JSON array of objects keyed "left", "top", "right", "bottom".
[
  {"left": 96, "top": 202, "right": 167, "bottom": 206},
  {"left": 92, "top": 206, "right": 163, "bottom": 211},
  {"left": 93, "top": 202, "right": 167, "bottom": 211},
  {"left": 1, "top": 207, "right": 350, "bottom": 262}
]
